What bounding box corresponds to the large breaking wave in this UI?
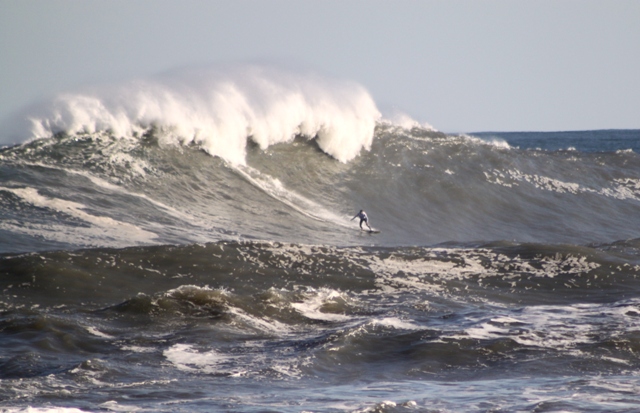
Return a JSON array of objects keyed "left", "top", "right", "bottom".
[{"left": 1, "top": 64, "right": 639, "bottom": 253}]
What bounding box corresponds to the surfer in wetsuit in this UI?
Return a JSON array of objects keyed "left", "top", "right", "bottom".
[{"left": 351, "top": 210, "right": 372, "bottom": 231}]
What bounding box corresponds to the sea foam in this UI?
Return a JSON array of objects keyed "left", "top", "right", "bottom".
[{"left": 20, "top": 65, "right": 381, "bottom": 164}]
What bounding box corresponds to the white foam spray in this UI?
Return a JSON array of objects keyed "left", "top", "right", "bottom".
[
  {"left": 380, "top": 110, "right": 436, "bottom": 131},
  {"left": 21, "top": 65, "right": 381, "bottom": 164}
]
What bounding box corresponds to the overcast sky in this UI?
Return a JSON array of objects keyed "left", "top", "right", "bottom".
[{"left": 1, "top": 0, "right": 639, "bottom": 133}]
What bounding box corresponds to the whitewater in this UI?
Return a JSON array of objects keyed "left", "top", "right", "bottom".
[{"left": 1, "top": 65, "right": 640, "bottom": 413}]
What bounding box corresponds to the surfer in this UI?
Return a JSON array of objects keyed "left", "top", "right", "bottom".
[{"left": 351, "top": 210, "right": 372, "bottom": 231}]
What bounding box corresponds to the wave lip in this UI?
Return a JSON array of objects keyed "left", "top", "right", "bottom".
[{"left": 23, "top": 65, "right": 381, "bottom": 164}]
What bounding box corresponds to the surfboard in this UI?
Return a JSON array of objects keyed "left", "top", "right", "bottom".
[{"left": 362, "top": 229, "right": 380, "bottom": 234}]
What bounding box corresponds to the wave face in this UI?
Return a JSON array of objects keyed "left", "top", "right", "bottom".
[
  {"left": 1, "top": 123, "right": 639, "bottom": 252},
  {"left": 2, "top": 67, "right": 640, "bottom": 412}
]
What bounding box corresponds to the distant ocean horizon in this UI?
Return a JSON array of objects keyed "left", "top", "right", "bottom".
[
  {"left": 472, "top": 129, "right": 640, "bottom": 153},
  {"left": 2, "top": 65, "right": 640, "bottom": 412}
]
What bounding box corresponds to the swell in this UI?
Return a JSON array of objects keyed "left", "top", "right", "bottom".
[
  {"left": 2, "top": 239, "right": 640, "bottom": 309},
  {"left": 2, "top": 239, "right": 640, "bottom": 386}
]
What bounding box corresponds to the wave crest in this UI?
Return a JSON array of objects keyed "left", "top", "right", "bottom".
[{"left": 24, "top": 65, "right": 381, "bottom": 164}]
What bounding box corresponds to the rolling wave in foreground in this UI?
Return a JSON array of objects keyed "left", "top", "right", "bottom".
[{"left": 1, "top": 65, "right": 640, "bottom": 413}]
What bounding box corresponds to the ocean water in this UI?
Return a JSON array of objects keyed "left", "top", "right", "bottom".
[{"left": 2, "top": 66, "right": 640, "bottom": 413}]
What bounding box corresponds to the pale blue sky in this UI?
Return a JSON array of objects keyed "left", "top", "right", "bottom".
[{"left": 1, "top": 0, "right": 639, "bottom": 133}]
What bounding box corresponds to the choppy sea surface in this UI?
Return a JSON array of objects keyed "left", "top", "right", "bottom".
[{"left": 2, "top": 66, "right": 640, "bottom": 413}]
